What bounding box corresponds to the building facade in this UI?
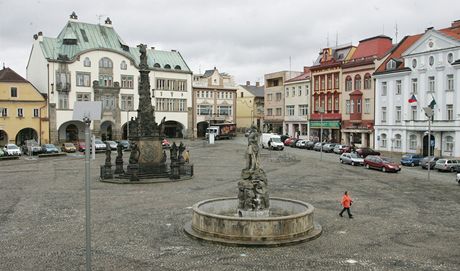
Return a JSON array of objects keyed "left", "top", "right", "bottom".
[
  {"left": 283, "top": 67, "right": 311, "bottom": 139},
  {"left": 27, "top": 13, "right": 192, "bottom": 143},
  {"left": 192, "top": 68, "right": 237, "bottom": 138},
  {"left": 264, "top": 71, "right": 301, "bottom": 134},
  {"left": 0, "top": 67, "right": 49, "bottom": 146},
  {"left": 310, "top": 45, "right": 355, "bottom": 142},
  {"left": 374, "top": 21, "right": 460, "bottom": 157},
  {"left": 341, "top": 36, "right": 393, "bottom": 148},
  {"left": 236, "top": 81, "right": 264, "bottom": 132}
]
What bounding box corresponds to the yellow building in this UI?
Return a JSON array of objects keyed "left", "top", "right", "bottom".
[
  {"left": 236, "top": 81, "right": 264, "bottom": 131},
  {"left": 0, "top": 67, "right": 49, "bottom": 146}
]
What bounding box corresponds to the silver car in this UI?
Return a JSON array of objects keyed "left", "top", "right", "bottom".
[
  {"left": 3, "top": 144, "right": 22, "bottom": 156},
  {"left": 340, "top": 152, "right": 364, "bottom": 166},
  {"left": 434, "top": 159, "right": 460, "bottom": 172},
  {"left": 322, "top": 143, "right": 337, "bottom": 153}
]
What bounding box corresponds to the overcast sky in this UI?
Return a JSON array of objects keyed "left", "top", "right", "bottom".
[{"left": 0, "top": 0, "right": 459, "bottom": 84}]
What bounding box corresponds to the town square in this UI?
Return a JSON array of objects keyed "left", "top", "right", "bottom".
[{"left": 1, "top": 0, "right": 460, "bottom": 270}]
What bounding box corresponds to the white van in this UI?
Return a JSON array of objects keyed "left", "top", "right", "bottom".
[{"left": 260, "top": 133, "right": 284, "bottom": 150}]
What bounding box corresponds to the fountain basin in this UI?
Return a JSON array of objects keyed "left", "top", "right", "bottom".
[{"left": 184, "top": 197, "right": 321, "bottom": 246}]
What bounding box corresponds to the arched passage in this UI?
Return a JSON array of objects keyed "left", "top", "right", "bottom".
[
  {"left": 0, "top": 130, "right": 8, "bottom": 146},
  {"left": 423, "top": 134, "right": 435, "bottom": 156},
  {"left": 197, "top": 121, "right": 209, "bottom": 138},
  {"left": 58, "top": 121, "right": 85, "bottom": 142},
  {"left": 164, "top": 120, "right": 184, "bottom": 138},
  {"left": 100, "top": 121, "right": 115, "bottom": 141},
  {"left": 15, "top": 128, "right": 38, "bottom": 146}
]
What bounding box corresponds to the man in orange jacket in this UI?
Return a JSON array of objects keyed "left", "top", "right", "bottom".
[{"left": 339, "top": 191, "right": 353, "bottom": 218}]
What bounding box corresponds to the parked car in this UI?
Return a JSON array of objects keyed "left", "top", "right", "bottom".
[
  {"left": 162, "top": 139, "right": 170, "bottom": 149},
  {"left": 356, "top": 147, "right": 380, "bottom": 158},
  {"left": 284, "top": 137, "right": 294, "bottom": 146},
  {"left": 92, "top": 139, "right": 106, "bottom": 151},
  {"left": 400, "top": 154, "right": 424, "bottom": 167},
  {"left": 305, "top": 141, "right": 316, "bottom": 150},
  {"left": 313, "top": 142, "right": 326, "bottom": 151},
  {"left": 420, "top": 156, "right": 440, "bottom": 170},
  {"left": 105, "top": 140, "right": 118, "bottom": 150},
  {"left": 117, "top": 140, "right": 131, "bottom": 150},
  {"left": 22, "top": 139, "right": 42, "bottom": 155},
  {"left": 322, "top": 143, "right": 337, "bottom": 153},
  {"left": 75, "top": 141, "right": 86, "bottom": 152},
  {"left": 0, "top": 148, "right": 4, "bottom": 157},
  {"left": 280, "top": 135, "right": 290, "bottom": 144},
  {"left": 41, "top": 144, "right": 59, "bottom": 154},
  {"left": 295, "top": 140, "right": 308, "bottom": 149},
  {"left": 364, "top": 155, "right": 401, "bottom": 173},
  {"left": 289, "top": 138, "right": 301, "bottom": 148},
  {"left": 434, "top": 159, "right": 460, "bottom": 172},
  {"left": 456, "top": 173, "right": 460, "bottom": 185},
  {"left": 340, "top": 152, "right": 364, "bottom": 166},
  {"left": 61, "top": 142, "right": 76, "bottom": 153},
  {"left": 333, "top": 144, "right": 350, "bottom": 154},
  {"left": 3, "top": 144, "right": 22, "bottom": 156}
]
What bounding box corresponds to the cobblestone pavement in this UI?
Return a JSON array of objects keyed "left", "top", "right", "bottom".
[{"left": 0, "top": 137, "right": 459, "bottom": 271}]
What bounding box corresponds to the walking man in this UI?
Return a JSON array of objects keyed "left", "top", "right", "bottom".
[{"left": 339, "top": 191, "right": 353, "bottom": 218}]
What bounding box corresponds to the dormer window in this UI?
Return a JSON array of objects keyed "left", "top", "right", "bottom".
[
  {"left": 120, "top": 60, "right": 127, "bottom": 70},
  {"left": 174, "top": 65, "right": 181, "bottom": 70},
  {"left": 164, "top": 64, "right": 171, "bottom": 69},
  {"left": 153, "top": 63, "right": 161, "bottom": 68},
  {"left": 386, "top": 59, "right": 397, "bottom": 70}
]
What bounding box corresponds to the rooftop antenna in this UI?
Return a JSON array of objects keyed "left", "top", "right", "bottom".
[
  {"left": 289, "top": 56, "right": 292, "bottom": 79},
  {"left": 395, "top": 22, "right": 399, "bottom": 43},
  {"left": 327, "top": 32, "right": 329, "bottom": 47},
  {"left": 96, "top": 14, "right": 106, "bottom": 24},
  {"left": 2, "top": 62, "right": 5, "bottom": 69},
  {"left": 335, "top": 32, "right": 338, "bottom": 48}
]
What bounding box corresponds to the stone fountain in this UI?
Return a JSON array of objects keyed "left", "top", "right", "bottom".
[
  {"left": 184, "top": 126, "right": 322, "bottom": 246},
  {"left": 100, "top": 44, "right": 192, "bottom": 183}
]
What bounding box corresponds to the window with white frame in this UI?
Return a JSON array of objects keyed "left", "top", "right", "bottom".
[
  {"left": 120, "top": 60, "right": 127, "bottom": 70},
  {"left": 156, "top": 79, "right": 165, "bottom": 90},
  {"left": 327, "top": 75, "right": 332, "bottom": 89},
  {"left": 350, "top": 100, "right": 354, "bottom": 114},
  {"left": 33, "top": 108, "right": 39, "bottom": 118},
  {"left": 345, "top": 76, "right": 352, "bottom": 91},
  {"left": 396, "top": 80, "right": 402, "bottom": 95},
  {"left": 286, "top": 105, "right": 295, "bottom": 116},
  {"left": 99, "top": 75, "right": 113, "bottom": 87},
  {"left": 101, "top": 95, "right": 115, "bottom": 110},
  {"left": 285, "top": 88, "right": 289, "bottom": 97},
  {"left": 380, "top": 133, "right": 387, "bottom": 148},
  {"left": 276, "top": 108, "right": 282, "bottom": 116},
  {"left": 305, "top": 84, "right": 310, "bottom": 95},
  {"left": 299, "top": 104, "right": 308, "bottom": 116},
  {"left": 167, "top": 99, "right": 175, "bottom": 111},
  {"left": 364, "top": 99, "right": 370, "bottom": 114},
  {"left": 17, "top": 108, "right": 23, "bottom": 117},
  {"left": 447, "top": 74, "right": 454, "bottom": 91},
  {"left": 76, "top": 92, "right": 91, "bottom": 101},
  {"left": 386, "top": 60, "right": 396, "bottom": 70},
  {"left": 292, "top": 87, "right": 295, "bottom": 97},
  {"left": 218, "top": 105, "right": 232, "bottom": 116},
  {"left": 197, "top": 104, "right": 212, "bottom": 115},
  {"left": 363, "top": 74, "right": 371, "bottom": 89},
  {"left": 327, "top": 96, "right": 332, "bottom": 111},
  {"left": 409, "top": 134, "right": 417, "bottom": 150},
  {"left": 121, "top": 75, "right": 134, "bottom": 89},
  {"left": 429, "top": 56, "right": 434, "bottom": 66},
  {"left": 381, "top": 107, "right": 387, "bottom": 122},
  {"left": 411, "top": 78, "right": 418, "bottom": 94},
  {"left": 267, "top": 108, "right": 273, "bottom": 116},
  {"left": 178, "top": 99, "right": 186, "bottom": 111},
  {"left": 396, "top": 106, "right": 401, "bottom": 122},
  {"left": 447, "top": 104, "right": 453, "bottom": 121},
  {"left": 156, "top": 98, "right": 165, "bottom": 111},
  {"left": 428, "top": 76, "right": 435, "bottom": 92},
  {"left": 445, "top": 136, "right": 454, "bottom": 152},
  {"left": 447, "top": 53, "right": 454, "bottom": 64},
  {"left": 276, "top": 93, "right": 281, "bottom": 101},
  {"left": 59, "top": 92, "right": 69, "bottom": 109},
  {"left": 1, "top": 108, "right": 7, "bottom": 117},
  {"left": 99, "top": 57, "right": 113, "bottom": 68},
  {"left": 334, "top": 97, "right": 339, "bottom": 111},
  {"left": 345, "top": 100, "right": 350, "bottom": 114},
  {"left": 394, "top": 134, "right": 401, "bottom": 149},
  {"left": 354, "top": 75, "right": 361, "bottom": 90},
  {"left": 381, "top": 82, "right": 387, "bottom": 96},
  {"left": 121, "top": 95, "right": 134, "bottom": 111},
  {"left": 298, "top": 86, "right": 302, "bottom": 96},
  {"left": 76, "top": 72, "right": 91, "bottom": 87},
  {"left": 411, "top": 106, "right": 417, "bottom": 120}
]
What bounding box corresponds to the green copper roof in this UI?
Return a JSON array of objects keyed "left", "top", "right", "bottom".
[{"left": 39, "top": 20, "right": 191, "bottom": 73}]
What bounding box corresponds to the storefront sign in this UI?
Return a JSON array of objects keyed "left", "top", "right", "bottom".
[{"left": 309, "top": 121, "right": 340, "bottom": 128}]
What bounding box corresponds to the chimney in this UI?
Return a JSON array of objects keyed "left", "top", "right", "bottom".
[
  {"left": 36, "top": 31, "right": 43, "bottom": 42},
  {"left": 425, "top": 26, "right": 434, "bottom": 32},
  {"left": 303, "top": 66, "right": 310, "bottom": 73},
  {"left": 171, "top": 49, "right": 176, "bottom": 52},
  {"left": 256, "top": 82, "right": 260, "bottom": 87},
  {"left": 104, "top": 17, "right": 112, "bottom": 27},
  {"left": 452, "top": 20, "right": 460, "bottom": 28},
  {"left": 69, "top": 11, "right": 78, "bottom": 21},
  {"left": 246, "top": 81, "right": 250, "bottom": 86},
  {"left": 151, "top": 47, "right": 155, "bottom": 50}
]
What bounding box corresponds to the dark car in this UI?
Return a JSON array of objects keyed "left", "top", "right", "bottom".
[
  {"left": 280, "top": 135, "right": 290, "bottom": 144},
  {"left": 356, "top": 147, "right": 380, "bottom": 158},
  {"left": 305, "top": 141, "right": 316, "bottom": 150},
  {"left": 420, "top": 156, "right": 440, "bottom": 169},
  {"left": 41, "top": 144, "right": 59, "bottom": 154},
  {"left": 364, "top": 155, "right": 401, "bottom": 173},
  {"left": 400, "top": 154, "right": 424, "bottom": 167},
  {"left": 117, "top": 140, "right": 131, "bottom": 150}
]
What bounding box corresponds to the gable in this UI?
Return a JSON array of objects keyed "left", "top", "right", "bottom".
[{"left": 402, "top": 30, "right": 460, "bottom": 56}]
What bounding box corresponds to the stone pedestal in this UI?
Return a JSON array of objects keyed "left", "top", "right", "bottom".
[
  {"left": 114, "top": 157, "right": 124, "bottom": 174},
  {"left": 100, "top": 164, "right": 113, "bottom": 179},
  {"left": 170, "top": 162, "right": 180, "bottom": 179},
  {"left": 138, "top": 137, "right": 166, "bottom": 173},
  {"left": 128, "top": 164, "right": 139, "bottom": 181}
]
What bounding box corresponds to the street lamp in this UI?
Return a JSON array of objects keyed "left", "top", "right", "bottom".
[
  {"left": 126, "top": 109, "right": 130, "bottom": 139},
  {"left": 423, "top": 107, "right": 434, "bottom": 182},
  {"left": 318, "top": 106, "right": 325, "bottom": 161}
]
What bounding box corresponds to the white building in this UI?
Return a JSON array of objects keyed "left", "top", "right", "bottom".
[
  {"left": 27, "top": 13, "right": 193, "bottom": 143},
  {"left": 374, "top": 21, "right": 460, "bottom": 157},
  {"left": 192, "top": 68, "right": 237, "bottom": 138},
  {"left": 282, "top": 68, "right": 311, "bottom": 139}
]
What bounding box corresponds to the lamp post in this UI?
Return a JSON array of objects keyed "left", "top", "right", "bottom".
[
  {"left": 318, "top": 106, "right": 325, "bottom": 161},
  {"left": 126, "top": 109, "right": 130, "bottom": 139},
  {"left": 423, "top": 107, "right": 434, "bottom": 182}
]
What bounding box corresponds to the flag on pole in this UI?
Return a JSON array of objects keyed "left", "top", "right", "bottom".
[
  {"left": 428, "top": 98, "right": 436, "bottom": 109},
  {"left": 408, "top": 94, "right": 417, "bottom": 103}
]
